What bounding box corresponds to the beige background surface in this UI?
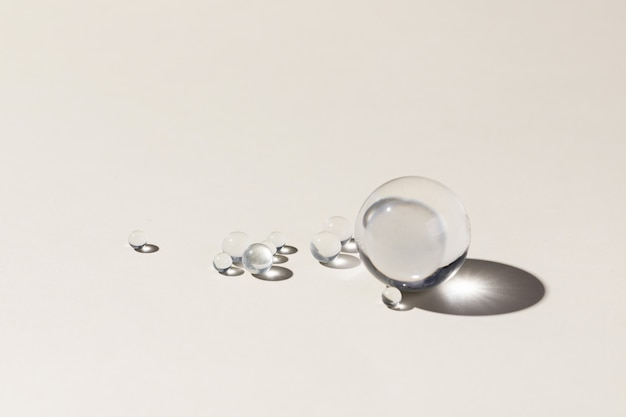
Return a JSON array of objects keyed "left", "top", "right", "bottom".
[{"left": 1, "top": 0, "right": 625, "bottom": 416}]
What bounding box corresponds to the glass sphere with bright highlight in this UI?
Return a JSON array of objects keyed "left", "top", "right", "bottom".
[
  {"left": 322, "top": 216, "right": 352, "bottom": 244},
  {"left": 128, "top": 230, "right": 148, "bottom": 249},
  {"left": 222, "top": 231, "right": 252, "bottom": 261},
  {"left": 242, "top": 243, "right": 273, "bottom": 274},
  {"left": 355, "top": 176, "right": 470, "bottom": 291}
]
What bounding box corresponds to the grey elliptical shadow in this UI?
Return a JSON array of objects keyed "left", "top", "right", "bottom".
[
  {"left": 219, "top": 266, "right": 245, "bottom": 277},
  {"left": 392, "top": 259, "right": 545, "bottom": 315},
  {"left": 135, "top": 244, "right": 159, "bottom": 253}
]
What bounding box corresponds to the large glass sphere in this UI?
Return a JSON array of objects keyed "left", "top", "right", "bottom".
[{"left": 355, "top": 176, "right": 470, "bottom": 291}]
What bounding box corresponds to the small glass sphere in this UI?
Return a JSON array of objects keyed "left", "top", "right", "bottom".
[
  {"left": 222, "top": 231, "right": 252, "bottom": 261},
  {"left": 355, "top": 176, "right": 470, "bottom": 291},
  {"left": 267, "top": 231, "right": 287, "bottom": 249},
  {"left": 213, "top": 252, "right": 233, "bottom": 272},
  {"left": 128, "top": 230, "right": 148, "bottom": 249},
  {"left": 322, "top": 216, "right": 352, "bottom": 244},
  {"left": 310, "top": 231, "right": 342, "bottom": 263},
  {"left": 382, "top": 286, "right": 402, "bottom": 307},
  {"left": 242, "top": 243, "right": 273, "bottom": 274},
  {"left": 261, "top": 240, "right": 277, "bottom": 255}
]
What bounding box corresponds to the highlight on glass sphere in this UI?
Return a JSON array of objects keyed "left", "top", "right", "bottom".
[
  {"left": 222, "top": 231, "right": 252, "bottom": 261},
  {"left": 242, "top": 243, "right": 274, "bottom": 274},
  {"left": 355, "top": 176, "right": 470, "bottom": 291},
  {"left": 322, "top": 216, "right": 352, "bottom": 244},
  {"left": 310, "top": 231, "right": 342, "bottom": 263}
]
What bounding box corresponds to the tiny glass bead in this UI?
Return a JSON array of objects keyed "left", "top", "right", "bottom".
[
  {"left": 382, "top": 286, "right": 402, "bottom": 307},
  {"left": 128, "top": 230, "right": 148, "bottom": 249},
  {"left": 213, "top": 252, "right": 233, "bottom": 272}
]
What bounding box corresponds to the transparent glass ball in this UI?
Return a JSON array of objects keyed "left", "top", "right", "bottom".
[
  {"left": 213, "top": 252, "right": 233, "bottom": 272},
  {"left": 355, "top": 176, "right": 470, "bottom": 291},
  {"left": 222, "top": 231, "right": 252, "bottom": 261},
  {"left": 382, "top": 286, "right": 402, "bottom": 307},
  {"left": 267, "top": 231, "right": 287, "bottom": 249},
  {"left": 310, "top": 231, "right": 342, "bottom": 263},
  {"left": 242, "top": 243, "right": 273, "bottom": 274},
  {"left": 322, "top": 216, "right": 352, "bottom": 244},
  {"left": 261, "top": 240, "right": 277, "bottom": 255},
  {"left": 128, "top": 230, "right": 148, "bottom": 249}
]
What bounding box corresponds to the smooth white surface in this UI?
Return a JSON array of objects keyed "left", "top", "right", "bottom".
[{"left": 1, "top": 1, "right": 625, "bottom": 416}]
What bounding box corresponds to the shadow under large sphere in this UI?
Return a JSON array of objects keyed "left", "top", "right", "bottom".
[{"left": 396, "top": 259, "right": 545, "bottom": 315}]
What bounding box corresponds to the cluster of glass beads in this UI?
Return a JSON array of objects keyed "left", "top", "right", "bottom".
[
  {"left": 127, "top": 176, "right": 470, "bottom": 312},
  {"left": 214, "top": 231, "right": 287, "bottom": 275}
]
